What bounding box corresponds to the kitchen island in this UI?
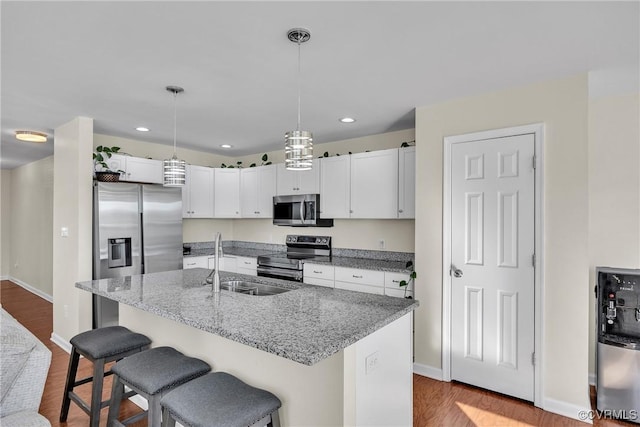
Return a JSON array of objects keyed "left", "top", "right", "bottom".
[{"left": 76, "top": 268, "right": 418, "bottom": 426}]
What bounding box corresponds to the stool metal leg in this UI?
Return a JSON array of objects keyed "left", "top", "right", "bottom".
[
  {"left": 60, "top": 346, "right": 81, "bottom": 422},
  {"left": 148, "top": 394, "right": 162, "bottom": 427},
  {"left": 269, "top": 410, "right": 281, "bottom": 427},
  {"left": 90, "top": 357, "right": 106, "bottom": 427},
  {"left": 161, "top": 408, "right": 176, "bottom": 427},
  {"left": 107, "top": 375, "right": 124, "bottom": 427}
]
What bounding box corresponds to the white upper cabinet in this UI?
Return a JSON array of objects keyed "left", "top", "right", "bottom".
[
  {"left": 183, "top": 165, "right": 214, "bottom": 218},
  {"left": 276, "top": 159, "right": 320, "bottom": 195},
  {"left": 350, "top": 148, "right": 399, "bottom": 218},
  {"left": 103, "top": 154, "right": 163, "bottom": 184},
  {"left": 398, "top": 147, "right": 415, "bottom": 219},
  {"left": 319, "top": 156, "right": 351, "bottom": 218},
  {"left": 214, "top": 168, "right": 241, "bottom": 218},
  {"left": 123, "top": 157, "right": 163, "bottom": 184},
  {"left": 241, "top": 165, "right": 276, "bottom": 218}
]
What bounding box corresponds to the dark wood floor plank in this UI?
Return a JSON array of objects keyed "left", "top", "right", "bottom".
[{"left": 2, "top": 279, "right": 637, "bottom": 426}]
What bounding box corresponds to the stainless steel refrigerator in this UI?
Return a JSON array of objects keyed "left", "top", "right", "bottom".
[{"left": 93, "top": 182, "right": 183, "bottom": 328}]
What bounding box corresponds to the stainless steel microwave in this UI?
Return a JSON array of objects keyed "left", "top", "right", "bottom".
[{"left": 273, "top": 194, "right": 333, "bottom": 227}]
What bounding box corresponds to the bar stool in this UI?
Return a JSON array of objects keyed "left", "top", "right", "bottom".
[
  {"left": 160, "top": 372, "right": 282, "bottom": 427},
  {"left": 60, "top": 326, "right": 152, "bottom": 427},
  {"left": 107, "top": 346, "right": 211, "bottom": 427}
]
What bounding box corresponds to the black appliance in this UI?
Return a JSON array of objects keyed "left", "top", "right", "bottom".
[
  {"left": 596, "top": 267, "right": 640, "bottom": 423},
  {"left": 257, "top": 235, "right": 331, "bottom": 282},
  {"left": 273, "top": 194, "right": 333, "bottom": 227}
]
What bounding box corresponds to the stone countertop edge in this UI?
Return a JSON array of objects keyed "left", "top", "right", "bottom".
[{"left": 76, "top": 269, "right": 418, "bottom": 366}]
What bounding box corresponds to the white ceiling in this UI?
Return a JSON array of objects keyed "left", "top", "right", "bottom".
[{"left": 1, "top": 1, "right": 638, "bottom": 169}]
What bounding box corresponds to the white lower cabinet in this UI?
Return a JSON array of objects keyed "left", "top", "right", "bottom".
[
  {"left": 303, "top": 263, "right": 335, "bottom": 288},
  {"left": 384, "top": 271, "right": 413, "bottom": 298},
  {"left": 183, "top": 256, "right": 208, "bottom": 269},
  {"left": 334, "top": 267, "right": 385, "bottom": 295},
  {"left": 236, "top": 256, "right": 257, "bottom": 276}
]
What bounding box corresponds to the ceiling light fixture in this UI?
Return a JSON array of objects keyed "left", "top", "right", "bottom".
[
  {"left": 220, "top": 144, "right": 232, "bottom": 149},
  {"left": 163, "top": 85, "right": 186, "bottom": 187},
  {"left": 136, "top": 127, "right": 150, "bottom": 132},
  {"left": 15, "top": 130, "right": 47, "bottom": 143},
  {"left": 284, "top": 28, "right": 313, "bottom": 171},
  {"left": 339, "top": 117, "right": 356, "bottom": 123}
]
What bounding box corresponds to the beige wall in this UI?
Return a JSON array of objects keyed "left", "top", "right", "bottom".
[
  {"left": 232, "top": 219, "right": 415, "bottom": 252},
  {"left": 415, "top": 74, "right": 590, "bottom": 409},
  {"left": 7, "top": 156, "right": 54, "bottom": 295},
  {"left": 0, "top": 170, "right": 12, "bottom": 278},
  {"left": 52, "top": 117, "right": 94, "bottom": 342},
  {"left": 587, "top": 93, "right": 640, "bottom": 376}
]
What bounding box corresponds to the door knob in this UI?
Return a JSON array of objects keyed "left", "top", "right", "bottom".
[{"left": 450, "top": 264, "right": 463, "bottom": 278}]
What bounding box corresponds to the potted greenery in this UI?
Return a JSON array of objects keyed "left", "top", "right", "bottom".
[
  {"left": 399, "top": 261, "right": 417, "bottom": 299},
  {"left": 93, "top": 145, "right": 124, "bottom": 182}
]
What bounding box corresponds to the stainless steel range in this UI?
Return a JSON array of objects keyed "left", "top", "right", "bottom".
[{"left": 257, "top": 235, "right": 331, "bottom": 282}]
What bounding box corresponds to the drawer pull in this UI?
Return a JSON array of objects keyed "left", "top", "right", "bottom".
[
  {"left": 392, "top": 280, "right": 400, "bottom": 283},
  {"left": 313, "top": 270, "right": 322, "bottom": 274},
  {"left": 244, "top": 261, "right": 251, "bottom": 265},
  {"left": 352, "top": 275, "right": 363, "bottom": 279}
]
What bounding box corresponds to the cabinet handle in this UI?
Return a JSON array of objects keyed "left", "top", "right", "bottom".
[
  {"left": 313, "top": 270, "right": 322, "bottom": 274},
  {"left": 350, "top": 210, "right": 353, "bottom": 214},
  {"left": 399, "top": 209, "right": 403, "bottom": 213},
  {"left": 352, "top": 275, "right": 363, "bottom": 279},
  {"left": 187, "top": 263, "right": 196, "bottom": 266},
  {"left": 392, "top": 280, "right": 400, "bottom": 283},
  {"left": 244, "top": 261, "right": 251, "bottom": 265}
]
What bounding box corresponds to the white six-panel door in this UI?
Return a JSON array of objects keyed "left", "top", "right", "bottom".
[{"left": 450, "top": 134, "right": 535, "bottom": 401}]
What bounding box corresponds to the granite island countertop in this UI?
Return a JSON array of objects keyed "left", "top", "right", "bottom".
[{"left": 76, "top": 269, "right": 418, "bottom": 366}]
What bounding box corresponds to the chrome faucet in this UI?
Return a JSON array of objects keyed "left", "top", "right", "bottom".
[{"left": 212, "top": 232, "right": 222, "bottom": 293}]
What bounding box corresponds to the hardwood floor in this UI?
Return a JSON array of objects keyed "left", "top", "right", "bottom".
[
  {"left": 1, "top": 279, "right": 637, "bottom": 426},
  {"left": 0, "top": 280, "right": 144, "bottom": 427}
]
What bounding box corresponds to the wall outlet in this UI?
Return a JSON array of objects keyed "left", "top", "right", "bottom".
[
  {"left": 365, "top": 351, "right": 379, "bottom": 375},
  {"left": 60, "top": 227, "right": 69, "bottom": 237},
  {"left": 378, "top": 239, "right": 386, "bottom": 249}
]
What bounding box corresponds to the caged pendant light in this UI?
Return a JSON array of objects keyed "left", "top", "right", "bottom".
[
  {"left": 284, "top": 28, "right": 313, "bottom": 171},
  {"left": 163, "top": 85, "right": 186, "bottom": 186}
]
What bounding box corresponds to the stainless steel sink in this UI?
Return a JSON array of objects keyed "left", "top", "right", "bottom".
[{"left": 221, "top": 280, "right": 291, "bottom": 296}]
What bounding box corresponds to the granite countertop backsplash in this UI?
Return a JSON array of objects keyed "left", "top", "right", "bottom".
[
  {"left": 76, "top": 269, "right": 418, "bottom": 365},
  {"left": 183, "top": 240, "right": 413, "bottom": 274}
]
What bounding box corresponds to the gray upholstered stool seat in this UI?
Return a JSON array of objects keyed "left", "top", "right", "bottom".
[
  {"left": 107, "top": 346, "right": 211, "bottom": 427},
  {"left": 60, "top": 326, "right": 151, "bottom": 427},
  {"left": 160, "top": 372, "right": 282, "bottom": 427}
]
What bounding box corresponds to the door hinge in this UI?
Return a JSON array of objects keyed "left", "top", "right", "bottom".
[
  {"left": 532, "top": 155, "right": 537, "bottom": 170},
  {"left": 532, "top": 253, "right": 536, "bottom": 267},
  {"left": 531, "top": 352, "right": 536, "bottom": 366}
]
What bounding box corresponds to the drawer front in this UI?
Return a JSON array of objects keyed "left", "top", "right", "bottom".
[
  {"left": 384, "top": 272, "right": 411, "bottom": 291},
  {"left": 183, "top": 256, "right": 208, "bottom": 269},
  {"left": 236, "top": 256, "right": 257, "bottom": 269},
  {"left": 304, "top": 277, "right": 334, "bottom": 288},
  {"left": 303, "top": 263, "right": 335, "bottom": 281},
  {"left": 335, "top": 280, "right": 384, "bottom": 295},
  {"left": 335, "top": 267, "right": 384, "bottom": 288}
]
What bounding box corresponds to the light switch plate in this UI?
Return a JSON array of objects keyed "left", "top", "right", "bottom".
[{"left": 365, "top": 351, "right": 379, "bottom": 375}]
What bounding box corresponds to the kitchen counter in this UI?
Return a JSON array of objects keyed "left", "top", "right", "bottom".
[
  {"left": 76, "top": 268, "right": 418, "bottom": 366},
  {"left": 184, "top": 242, "right": 413, "bottom": 274}
]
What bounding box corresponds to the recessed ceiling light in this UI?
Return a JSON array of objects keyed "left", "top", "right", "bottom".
[
  {"left": 339, "top": 117, "right": 356, "bottom": 123},
  {"left": 136, "top": 127, "right": 150, "bottom": 132},
  {"left": 220, "top": 144, "right": 232, "bottom": 149},
  {"left": 15, "top": 130, "right": 47, "bottom": 143}
]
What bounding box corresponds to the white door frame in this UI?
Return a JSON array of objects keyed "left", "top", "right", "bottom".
[{"left": 442, "top": 123, "right": 544, "bottom": 407}]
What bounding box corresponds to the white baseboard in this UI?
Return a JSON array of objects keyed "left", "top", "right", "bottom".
[
  {"left": 9, "top": 276, "right": 53, "bottom": 303},
  {"left": 0, "top": 275, "right": 9, "bottom": 280},
  {"left": 543, "top": 397, "right": 592, "bottom": 425},
  {"left": 129, "top": 394, "right": 147, "bottom": 410},
  {"left": 51, "top": 332, "right": 72, "bottom": 354},
  {"left": 413, "top": 362, "right": 443, "bottom": 381},
  {"left": 589, "top": 372, "right": 596, "bottom": 386}
]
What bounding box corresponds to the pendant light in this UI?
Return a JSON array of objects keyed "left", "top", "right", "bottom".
[
  {"left": 163, "top": 85, "right": 186, "bottom": 187},
  {"left": 284, "top": 28, "right": 313, "bottom": 171}
]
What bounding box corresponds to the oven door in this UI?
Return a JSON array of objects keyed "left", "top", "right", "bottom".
[{"left": 257, "top": 266, "right": 303, "bottom": 282}]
